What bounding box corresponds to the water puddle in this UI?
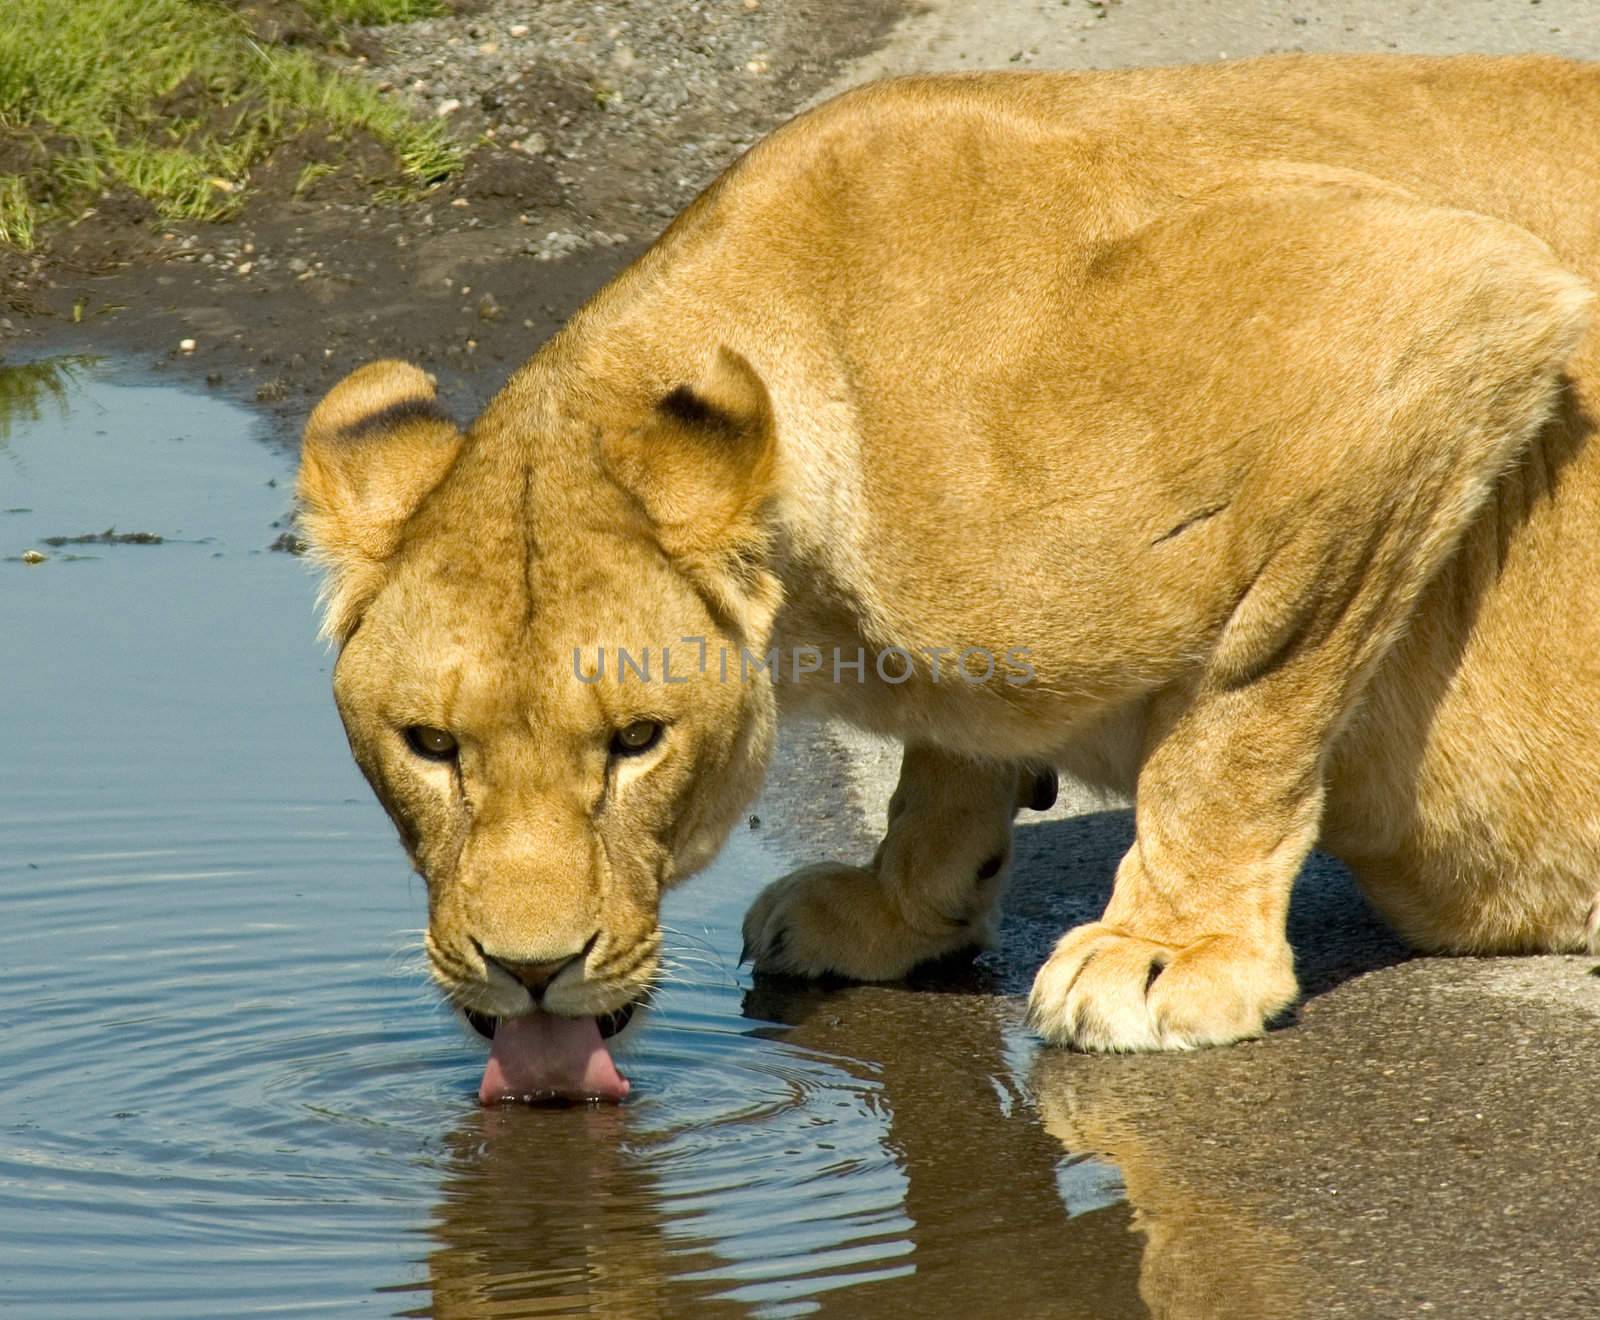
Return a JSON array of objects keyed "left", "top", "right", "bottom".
[{"left": 1, "top": 358, "right": 1150, "bottom": 1317}]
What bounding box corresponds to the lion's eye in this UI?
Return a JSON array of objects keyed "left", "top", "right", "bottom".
[
  {"left": 611, "top": 720, "right": 663, "bottom": 757},
  {"left": 404, "top": 725, "right": 458, "bottom": 761}
]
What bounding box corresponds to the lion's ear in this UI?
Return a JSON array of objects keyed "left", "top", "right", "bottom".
[
  {"left": 297, "top": 360, "right": 464, "bottom": 641},
  {"left": 602, "top": 347, "right": 781, "bottom": 632}
]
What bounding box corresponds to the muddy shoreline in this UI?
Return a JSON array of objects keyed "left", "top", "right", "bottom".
[{"left": 2, "top": 0, "right": 905, "bottom": 421}]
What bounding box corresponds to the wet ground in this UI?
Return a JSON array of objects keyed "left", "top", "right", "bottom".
[{"left": 6, "top": 360, "right": 1600, "bottom": 1318}]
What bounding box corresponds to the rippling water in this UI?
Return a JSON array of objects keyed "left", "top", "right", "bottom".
[{"left": 0, "top": 360, "right": 1145, "bottom": 1318}]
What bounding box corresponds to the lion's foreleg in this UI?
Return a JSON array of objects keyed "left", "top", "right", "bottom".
[{"left": 1031, "top": 387, "right": 1578, "bottom": 1050}]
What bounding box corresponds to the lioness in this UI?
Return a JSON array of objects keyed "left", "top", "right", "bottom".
[{"left": 299, "top": 54, "right": 1600, "bottom": 1101}]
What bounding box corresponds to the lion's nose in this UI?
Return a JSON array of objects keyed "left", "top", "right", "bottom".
[
  {"left": 493, "top": 953, "right": 580, "bottom": 994},
  {"left": 475, "top": 933, "right": 598, "bottom": 999}
]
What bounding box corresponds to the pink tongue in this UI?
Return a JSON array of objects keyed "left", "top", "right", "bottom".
[{"left": 478, "top": 1010, "right": 630, "bottom": 1105}]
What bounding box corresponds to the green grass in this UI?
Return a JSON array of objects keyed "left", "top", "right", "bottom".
[
  {"left": 0, "top": 174, "right": 34, "bottom": 248},
  {"left": 294, "top": 160, "right": 338, "bottom": 196},
  {"left": 0, "top": 0, "right": 458, "bottom": 246},
  {"left": 299, "top": 0, "right": 443, "bottom": 23}
]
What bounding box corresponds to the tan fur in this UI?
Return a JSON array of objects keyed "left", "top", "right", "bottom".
[{"left": 299, "top": 54, "right": 1600, "bottom": 1050}]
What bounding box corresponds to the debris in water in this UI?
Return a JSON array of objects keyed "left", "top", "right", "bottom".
[{"left": 41, "top": 527, "right": 163, "bottom": 546}]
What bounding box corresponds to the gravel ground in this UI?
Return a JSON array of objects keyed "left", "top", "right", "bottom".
[{"left": 356, "top": 0, "right": 898, "bottom": 242}]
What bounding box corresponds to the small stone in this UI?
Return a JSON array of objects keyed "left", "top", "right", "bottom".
[
  {"left": 745, "top": 59, "right": 769, "bottom": 74},
  {"left": 477, "top": 293, "right": 501, "bottom": 321},
  {"left": 437, "top": 98, "right": 462, "bottom": 118},
  {"left": 236, "top": 261, "right": 254, "bottom": 276},
  {"left": 478, "top": 41, "right": 499, "bottom": 55},
  {"left": 21, "top": 549, "right": 46, "bottom": 564},
  {"left": 287, "top": 256, "right": 309, "bottom": 274},
  {"left": 178, "top": 338, "right": 197, "bottom": 353},
  {"left": 509, "top": 23, "right": 530, "bottom": 37},
  {"left": 744, "top": 0, "right": 760, "bottom": 8},
  {"left": 451, "top": 197, "right": 470, "bottom": 208}
]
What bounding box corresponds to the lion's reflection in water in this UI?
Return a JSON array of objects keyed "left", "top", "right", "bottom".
[
  {"left": 411, "top": 983, "right": 1157, "bottom": 1319},
  {"left": 409, "top": 808, "right": 1597, "bottom": 1318},
  {"left": 409, "top": 818, "right": 1297, "bottom": 1319}
]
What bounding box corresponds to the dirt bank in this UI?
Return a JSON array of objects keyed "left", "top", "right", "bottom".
[{"left": 2, "top": 0, "right": 904, "bottom": 418}]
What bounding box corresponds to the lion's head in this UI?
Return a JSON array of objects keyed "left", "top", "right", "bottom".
[{"left": 296, "top": 349, "right": 781, "bottom": 1097}]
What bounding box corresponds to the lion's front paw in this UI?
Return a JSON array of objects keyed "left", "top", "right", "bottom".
[
  {"left": 1027, "top": 923, "right": 1297, "bottom": 1052},
  {"left": 741, "top": 861, "right": 988, "bottom": 982}
]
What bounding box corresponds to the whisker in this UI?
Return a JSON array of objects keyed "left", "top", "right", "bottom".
[
  {"left": 659, "top": 923, "right": 725, "bottom": 959},
  {"left": 658, "top": 949, "right": 727, "bottom": 970},
  {"left": 657, "top": 937, "right": 735, "bottom": 978},
  {"left": 654, "top": 951, "right": 741, "bottom": 990}
]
